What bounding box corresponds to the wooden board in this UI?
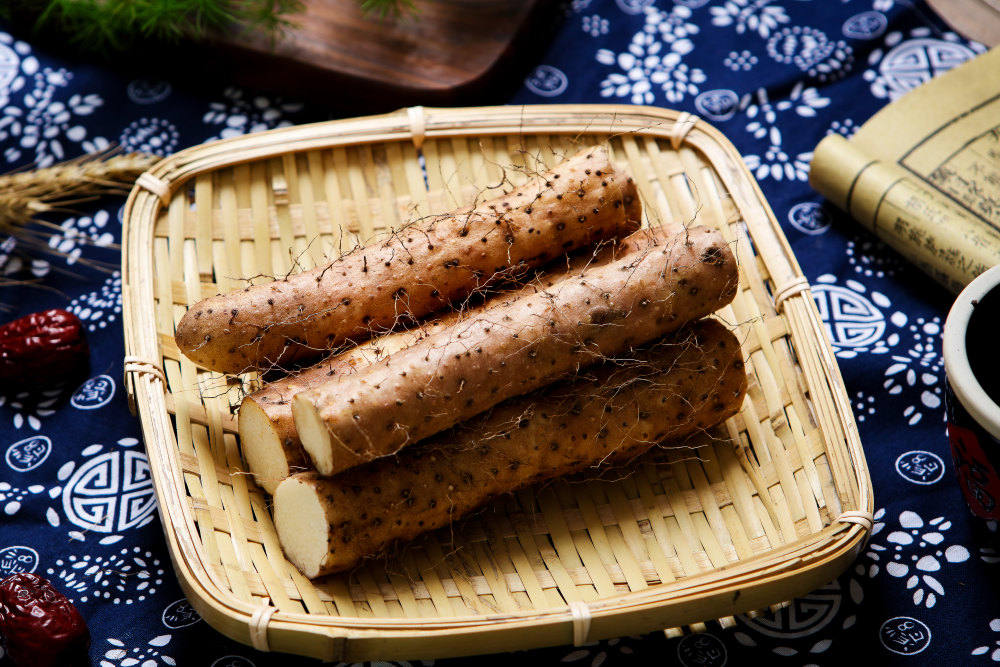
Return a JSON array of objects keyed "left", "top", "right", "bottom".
[
  {"left": 928, "top": 0, "right": 1000, "bottom": 46},
  {"left": 209, "top": 0, "right": 558, "bottom": 110}
]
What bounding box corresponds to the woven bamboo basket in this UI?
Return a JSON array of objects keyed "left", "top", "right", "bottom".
[{"left": 121, "top": 104, "right": 873, "bottom": 662}]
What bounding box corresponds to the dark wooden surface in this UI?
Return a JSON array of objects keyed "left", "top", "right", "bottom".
[
  {"left": 4, "top": 0, "right": 558, "bottom": 113},
  {"left": 210, "top": 0, "right": 559, "bottom": 110},
  {"left": 926, "top": 0, "right": 1000, "bottom": 46}
]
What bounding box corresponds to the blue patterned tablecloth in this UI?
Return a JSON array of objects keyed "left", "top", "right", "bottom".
[{"left": 1, "top": 1, "right": 997, "bottom": 665}]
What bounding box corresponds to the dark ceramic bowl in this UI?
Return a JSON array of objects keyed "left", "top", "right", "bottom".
[{"left": 944, "top": 265, "right": 1000, "bottom": 519}]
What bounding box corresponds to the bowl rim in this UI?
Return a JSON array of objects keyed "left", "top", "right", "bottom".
[{"left": 943, "top": 264, "right": 1000, "bottom": 440}]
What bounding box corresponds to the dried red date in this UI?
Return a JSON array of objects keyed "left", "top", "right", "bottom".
[
  {"left": 0, "top": 573, "right": 90, "bottom": 666},
  {"left": 0, "top": 309, "right": 89, "bottom": 391}
]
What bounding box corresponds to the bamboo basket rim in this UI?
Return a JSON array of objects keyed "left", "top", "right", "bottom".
[{"left": 121, "top": 104, "right": 873, "bottom": 659}]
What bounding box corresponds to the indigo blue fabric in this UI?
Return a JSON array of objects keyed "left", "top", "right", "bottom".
[{"left": 1, "top": 2, "right": 997, "bottom": 665}]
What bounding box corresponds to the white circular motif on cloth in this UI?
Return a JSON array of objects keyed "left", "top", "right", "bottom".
[
  {"left": 811, "top": 282, "right": 886, "bottom": 349},
  {"left": 0, "top": 546, "right": 39, "bottom": 576},
  {"left": 740, "top": 581, "right": 841, "bottom": 638},
  {"left": 162, "top": 599, "right": 202, "bottom": 629},
  {"left": 895, "top": 450, "right": 946, "bottom": 485},
  {"left": 126, "top": 79, "right": 172, "bottom": 104},
  {"left": 677, "top": 633, "right": 727, "bottom": 667},
  {"left": 50, "top": 441, "right": 156, "bottom": 541},
  {"left": 695, "top": 89, "right": 740, "bottom": 121},
  {"left": 71, "top": 375, "right": 115, "bottom": 410},
  {"left": 615, "top": 0, "right": 655, "bottom": 14},
  {"left": 62, "top": 449, "right": 155, "bottom": 533},
  {"left": 843, "top": 11, "right": 887, "bottom": 40},
  {"left": 5, "top": 435, "right": 51, "bottom": 471},
  {"left": 788, "top": 202, "right": 831, "bottom": 235},
  {"left": 0, "top": 42, "right": 19, "bottom": 90},
  {"left": 211, "top": 657, "right": 256, "bottom": 667},
  {"left": 525, "top": 65, "right": 568, "bottom": 97},
  {"left": 865, "top": 30, "right": 985, "bottom": 100},
  {"left": 880, "top": 616, "right": 931, "bottom": 655},
  {"left": 876, "top": 38, "right": 975, "bottom": 95}
]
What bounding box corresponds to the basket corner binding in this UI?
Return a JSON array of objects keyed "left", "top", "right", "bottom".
[{"left": 121, "top": 104, "right": 873, "bottom": 662}]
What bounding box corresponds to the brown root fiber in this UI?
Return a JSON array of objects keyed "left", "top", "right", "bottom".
[
  {"left": 294, "top": 225, "right": 738, "bottom": 476},
  {"left": 274, "top": 318, "right": 747, "bottom": 578},
  {"left": 175, "top": 146, "right": 641, "bottom": 374}
]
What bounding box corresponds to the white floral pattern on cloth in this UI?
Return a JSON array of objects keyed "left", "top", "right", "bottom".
[
  {"left": 596, "top": 5, "right": 705, "bottom": 104},
  {"left": 101, "top": 634, "right": 174, "bottom": 667},
  {"left": 46, "top": 547, "right": 165, "bottom": 605},
  {"left": 812, "top": 274, "right": 946, "bottom": 426},
  {"left": 68, "top": 270, "right": 122, "bottom": 332},
  {"left": 0, "top": 61, "right": 106, "bottom": 167},
  {"left": 46, "top": 437, "right": 156, "bottom": 544},
  {"left": 0, "top": 479, "right": 45, "bottom": 516},
  {"left": 47, "top": 209, "right": 116, "bottom": 269},
  {"left": 734, "top": 577, "right": 863, "bottom": 657},
  {"left": 120, "top": 118, "right": 180, "bottom": 155},
  {"left": 882, "top": 315, "right": 943, "bottom": 426},
  {"left": 582, "top": 14, "right": 609, "bottom": 37},
  {"left": 863, "top": 508, "right": 970, "bottom": 609},
  {"left": 853, "top": 390, "right": 877, "bottom": 423},
  {"left": 0, "top": 388, "right": 60, "bottom": 431},
  {"left": 203, "top": 87, "right": 302, "bottom": 140},
  {"left": 826, "top": 118, "right": 858, "bottom": 138},
  {"left": 845, "top": 235, "right": 904, "bottom": 278},
  {"left": 723, "top": 49, "right": 757, "bottom": 71},
  {"left": 710, "top": 0, "right": 788, "bottom": 38},
  {"left": 0, "top": 236, "right": 50, "bottom": 277},
  {"left": 766, "top": 25, "right": 854, "bottom": 82},
  {"left": 972, "top": 619, "right": 1000, "bottom": 661},
  {"left": 561, "top": 637, "right": 637, "bottom": 666},
  {"left": 740, "top": 83, "right": 828, "bottom": 181},
  {"left": 864, "top": 28, "right": 986, "bottom": 101}
]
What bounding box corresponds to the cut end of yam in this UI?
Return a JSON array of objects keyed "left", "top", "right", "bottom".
[
  {"left": 237, "top": 397, "right": 291, "bottom": 495},
  {"left": 292, "top": 393, "right": 335, "bottom": 475},
  {"left": 273, "top": 476, "right": 329, "bottom": 579}
]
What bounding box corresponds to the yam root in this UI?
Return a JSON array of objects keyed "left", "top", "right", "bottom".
[
  {"left": 275, "top": 318, "right": 747, "bottom": 578},
  {"left": 239, "top": 305, "right": 488, "bottom": 493},
  {"left": 239, "top": 325, "right": 427, "bottom": 494},
  {"left": 239, "top": 239, "right": 632, "bottom": 492},
  {"left": 293, "top": 225, "right": 738, "bottom": 476},
  {"left": 175, "top": 146, "right": 641, "bottom": 373}
]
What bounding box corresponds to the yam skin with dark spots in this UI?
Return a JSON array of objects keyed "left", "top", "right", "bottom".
[
  {"left": 274, "top": 319, "right": 746, "bottom": 578},
  {"left": 175, "top": 146, "right": 641, "bottom": 374},
  {"left": 294, "top": 225, "right": 738, "bottom": 476},
  {"left": 236, "top": 261, "right": 623, "bottom": 493},
  {"left": 239, "top": 318, "right": 458, "bottom": 494}
]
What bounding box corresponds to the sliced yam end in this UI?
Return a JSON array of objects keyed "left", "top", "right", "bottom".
[
  {"left": 238, "top": 397, "right": 290, "bottom": 495},
  {"left": 293, "top": 393, "right": 335, "bottom": 475},
  {"left": 274, "top": 476, "right": 329, "bottom": 579}
]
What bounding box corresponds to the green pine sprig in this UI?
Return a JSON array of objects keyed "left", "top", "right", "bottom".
[{"left": 1, "top": 0, "right": 410, "bottom": 52}]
